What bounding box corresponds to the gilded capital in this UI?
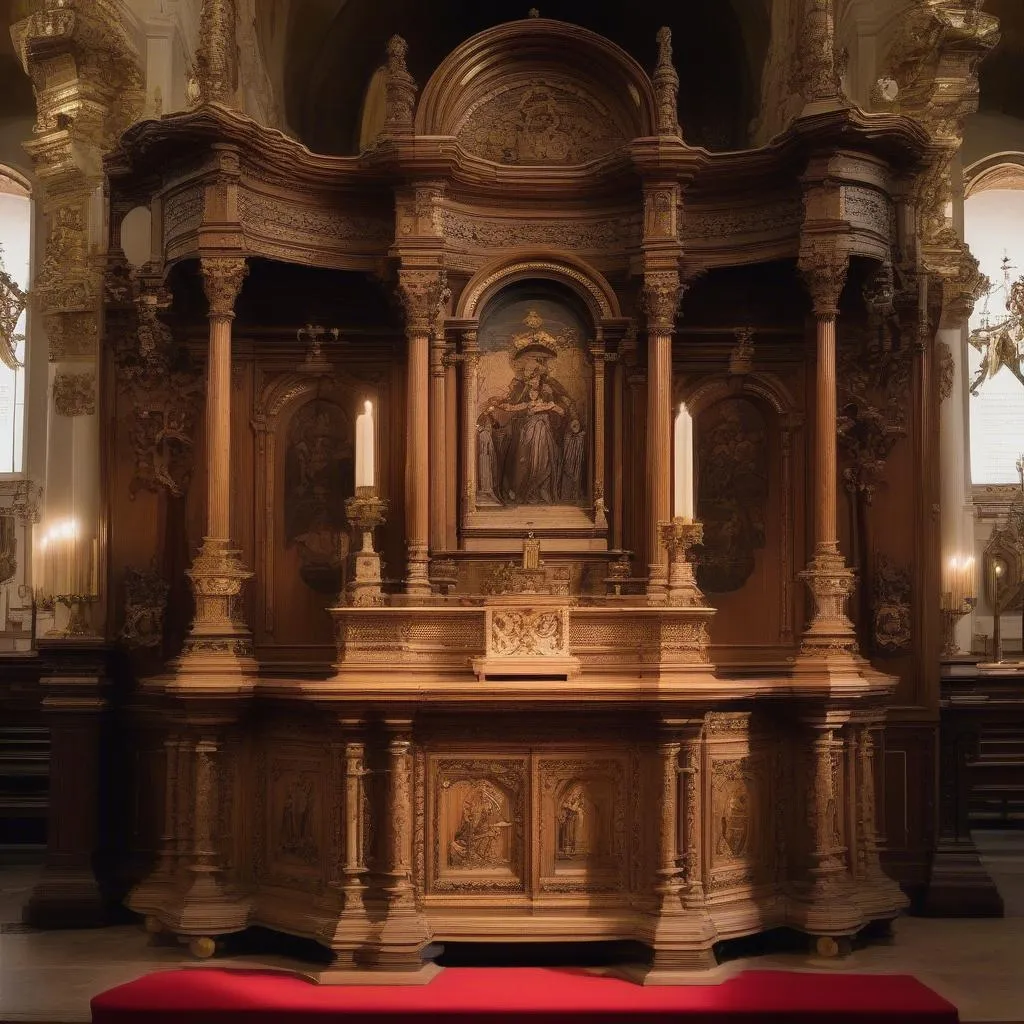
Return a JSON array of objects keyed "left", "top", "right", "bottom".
[
  {"left": 641, "top": 270, "right": 682, "bottom": 334},
  {"left": 799, "top": 248, "right": 848, "bottom": 318},
  {"left": 201, "top": 257, "right": 248, "bottom": 319},
  {"left": 397, "top": 268, "right": 447, "bottom": 334}
]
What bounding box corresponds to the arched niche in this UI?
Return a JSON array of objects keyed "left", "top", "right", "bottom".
[
  {"left": 252, "top": 375, "right": 379, "bottom": 645},
  {"left": 681, "top": 374, "right": 801, "bottom": 653}
]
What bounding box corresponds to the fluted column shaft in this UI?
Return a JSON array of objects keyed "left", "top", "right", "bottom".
[
  {"left": 383, "top": 723, "right": 415, "bottom": 910},
  {"left": 815, "top": 313, "right": 838, "bottom": 554},
  {"left": 461, "top": 331, "right": 480, "bottom": 524},
  {"left": 428, "top": 334, "right": 447, "bottom": 555},
  {"left": 206, "top": 314, "right": 233, "bottom": 540},
  {"left": 655, "top": 734, "right": 683, "bottom": 910}
]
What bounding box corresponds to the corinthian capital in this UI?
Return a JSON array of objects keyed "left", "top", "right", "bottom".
[
  {"left": 641, "top": 271, "right": 682, "bottom": 334},
  {"left": 201, "top": 256, "right": 248, "bottom": 319},
  {"left": 799, "top": 247, "right": 848, "bottom": 318},
  {"left": 397, "top": 268, "right": 447, "bottom": 334}
]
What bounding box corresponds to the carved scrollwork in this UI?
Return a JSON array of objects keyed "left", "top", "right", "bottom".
[
  {"left": 872, "top": 555, "right": 912, "bottom": 654},
  {"left": 119, "top": 566, "right": 170, "bottom": 649},
  {"left": 53, "top": 371, "right": 96, "bottom": 417},
  {"left": 489, "top": 608, "right": 568, "bottom": 658}
]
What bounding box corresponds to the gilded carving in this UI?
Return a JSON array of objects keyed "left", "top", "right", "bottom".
[
  {"left": 872, "top": 555, "right": 912, "bottom": 654},
  {"left": 383, "top": 35, "right": 417, "bottom": 133},
  {"left": 119, "top": 567, "right": 169, "bottom": 649},
  {"left": 937, "top": 340, "right": 955, "bottom": 402},
  {"left": 489, "top": 609, "right": 567, "bottom": 658},
  {"left": 653, "top": 27, "right": 681, "bottom": 137},
  {"left": 201, "top": 257, "right": 248, "bottom": 318},
  {"left": 0, "top": 252, "right": 27, "bottom": 371},
  {"left": 456, "top": 81, "right": 625, "bottom": 165},
  {"left": 53, "top": 371, "right": 95, "bottom": 417},
  {"left": 0, "top": 516, "right": 15, "bottom": 586},
  {"left": 695, "top": 398, "right": 768, "bottom": 594}
]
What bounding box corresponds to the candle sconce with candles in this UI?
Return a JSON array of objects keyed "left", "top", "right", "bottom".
[
  {"left": 37, "top": 517, "right": 99, "bottom": 638},
  {"left": 345, "top": 399, "right": 388, "bottom": 606},
  {"left": 939, "top": 554, "right": 978, "bottom": 658}
]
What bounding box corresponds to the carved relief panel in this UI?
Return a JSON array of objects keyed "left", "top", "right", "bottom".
[
  {"left": 428, "top": 756, "right": 528, "bottom": 894},
  {"left": 263, "top": 754, "right": 327, "bottom": 892},
  {"left": 538, "top": 757, "right": 628, "bottom": 894}
]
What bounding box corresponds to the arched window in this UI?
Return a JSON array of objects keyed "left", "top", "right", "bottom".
[
  {"left": 0, "top": 168, "right": 31, "bottom": 476},
  {"left": 964, "top": 170, "right": 1024, "bottom": 484}
]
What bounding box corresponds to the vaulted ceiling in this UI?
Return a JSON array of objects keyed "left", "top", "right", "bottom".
[{"left": 267, "top": 0, "right": 771, "bottom": 156}]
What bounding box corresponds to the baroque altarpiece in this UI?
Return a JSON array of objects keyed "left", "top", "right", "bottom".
[{"left": 98, "top": 15, "right": 936, "bottom": 980}]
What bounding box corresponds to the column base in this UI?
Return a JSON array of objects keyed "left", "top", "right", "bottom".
[
  {"left": 405, "top": 543, "right": 431, "bottom": 598},
  {"left": 798, "top": 550, "right": 858, "bottom": 655},
  {"left": 921, "top": 838, "right": 1005, "bottom": 917},
  {"left": 786, "top": 873, "right": 864, "bottom": 936},
  {"left": 24, "top": 864, "right": 106, "bottom": 929}
]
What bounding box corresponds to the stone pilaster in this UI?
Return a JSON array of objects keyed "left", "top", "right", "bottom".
[
  {"left": 178, "top": 257, "right": 254, "bottom": 674},
  {"left": 397, "top": 268, "right": 447, "bottom": 596},
  {"left": 798, "top": 246, "right": 858, "bottom": 655}
]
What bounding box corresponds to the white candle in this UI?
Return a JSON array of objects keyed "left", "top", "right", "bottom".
[
  {"left": 673, "top": 403, "right": 694, "bottom": 520},
  {"left": 355, "top": 399, "right": 375, "bottom": 488}
]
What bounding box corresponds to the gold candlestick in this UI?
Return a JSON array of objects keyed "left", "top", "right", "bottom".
[
  {"left": 659, "top": 517, "right": 706, "bottom": 608},
  {"left": 939, "top": 596, "right": 976, "bottom": 658},
  {"left": 344, "top": 485, "right": 388, "bottom": 607}
]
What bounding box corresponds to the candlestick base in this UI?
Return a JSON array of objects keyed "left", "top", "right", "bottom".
[
  {"left": 49, "top": 594, "right": 99, "bottom": 639},
  {"left": 940, "top": 598, "right": 976, "bottom": 658},
  {"left": 659, "top": 518, "right": 706, "bottom": 609},
  {"left": 345, "top": 487, "right": 388, "bottom": 607}
]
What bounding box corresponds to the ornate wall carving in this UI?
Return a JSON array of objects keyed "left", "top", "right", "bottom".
[
  {"left": 872, "top": 555, "right": 912, "bottom": 654},
  {"left": 119, "top": 567, "right": 170, "bottom": 650},
  {"left": 695, "top": 398, "right": 769, "bottom": 594},
  {"left": 456, "top": 81, "right": 626, "bottom": 165},
  {"left": 53, "top": 371, "right": 96, "bottom": 417}
]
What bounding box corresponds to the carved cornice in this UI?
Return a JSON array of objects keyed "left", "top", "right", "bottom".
[{"left": 200, "top": 256, "right": 248, "bottom": 318}]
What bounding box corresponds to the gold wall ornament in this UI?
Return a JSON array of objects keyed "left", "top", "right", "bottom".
[
  {"left": 53, "top": 370, "right": 95, "bottom": 417},
  {"left": 653, "top": 27, "right": 681, "bottom": 137},
  {"left": 937, "top": 340, "right": 955, "bottom": 402},
  {"left": 795, "top": 0, "right": 843, "bottom": 105},
  {"left": 119, "top": 566, "right": 170, "bottom": 649},
  {"left": 0, "top": 256, "right": 28, "bottom": 371},
  {"left": 0, "top": 515, "right": 16, "bottom": 586},
  {"left": 383, "top": 35, "right": 417, "bottom": 134},
  {"left": 194, "top": 0, "right": 239, "bottom": 107}
]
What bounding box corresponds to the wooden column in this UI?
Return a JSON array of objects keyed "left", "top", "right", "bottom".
[
  {"left": 156, "top": 734, "right": 181, "bottom": 879},
  {"left": 444, "top": 349, "right": 459, "bottom": 550},
  {"left": 461, "top": 330, "right": 480, "bottom": 526},
  {"left": 591, "top": 335, "right": 608, "bottom": 527},
  {"left": 181, "top": 256, "right": 253, "bottom": 662},
  {"left": 383, "top": 722, "right": 415, "bottom": 910},
  {"left": 797, "top": 249, "right": 857, "bottom": 653},
  {"left": 643, "top": 272, "right": 682, "bottom": 599},
  {"left": 398, "top": 269, "right": 446, "bottom": 596},
  {"left": 655, "top": 730, "right": 683, "bottom": 912},
  {"left": 429, "top": 327, "right": 448, "bottom": 555},
  {"left": 611, "top": 348, "right": 625, "bottom": 550}
]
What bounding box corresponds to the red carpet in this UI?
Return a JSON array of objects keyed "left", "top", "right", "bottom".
[{"left": 90, "top": 967, "right": 958, "bottom": 1023}]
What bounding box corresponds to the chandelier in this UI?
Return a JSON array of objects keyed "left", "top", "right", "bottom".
[{"left": 968, "top": 254, "right": 1024, "bottom": 396}]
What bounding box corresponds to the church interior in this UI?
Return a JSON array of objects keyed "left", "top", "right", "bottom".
[{"left": 0, "top": 0, "right": 1023, "bottom": 1020}]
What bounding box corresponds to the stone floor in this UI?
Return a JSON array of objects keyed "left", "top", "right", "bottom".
[{"left": 1, "top": 836, "right": 1023, "bottom": 1023}]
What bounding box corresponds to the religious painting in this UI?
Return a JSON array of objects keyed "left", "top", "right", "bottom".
[
  {"left": 694, "top": 398, "right": 768, "bottom": 595},
  {"left": 477, "top": 292, "right": 591, "bottom": 512},
  {"left": 283, "top": 399, "right": 354, "bottom": 594}
]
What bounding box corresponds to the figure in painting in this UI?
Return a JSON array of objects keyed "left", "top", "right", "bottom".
[{"left": 478, "top": 311, "right": 586, "bottom": 506}]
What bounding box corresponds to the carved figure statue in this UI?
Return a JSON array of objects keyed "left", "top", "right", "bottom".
[
  {"left": 476, "top": 407, "right": 500, "bottom": 503},
  {"left": 556, "top": 783, "right": 589, "bottom": 859},
  {"left": 280, "top": 776, "right": 317, "bottom": 863}
]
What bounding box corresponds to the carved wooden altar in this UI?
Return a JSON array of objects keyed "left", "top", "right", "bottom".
[{"left": 105, "top": 15, "right": 928, "bottom": 981}]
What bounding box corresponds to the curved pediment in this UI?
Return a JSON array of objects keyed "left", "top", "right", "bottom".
[{"left": 416, "top": 18, "right": 658, "bottom": 166}]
